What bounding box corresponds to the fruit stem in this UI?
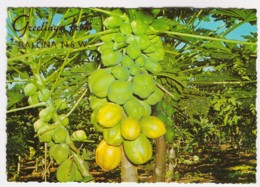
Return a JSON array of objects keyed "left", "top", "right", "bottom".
[
  {"left": 7, "top": 102, "right": 47, "bottom": 114},
  {"left": 89, "top": 8, "right": 112, "bottom": 15},
  {"left": 65, "top": 86, "right": 88, "bottom": 118},
  {"left": 154, "top": 81, "right": 176, "bottom": 101},
  {"left": 160, "top": 30, "right": 256, "bottom": 46}
]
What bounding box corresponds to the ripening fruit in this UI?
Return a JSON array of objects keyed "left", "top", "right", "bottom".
[
  {"left": 121, "top": 117, "right": 141, "bottom": 140},
  {"left": 95, "top": 140, "right": 122, "bottom": 171},
  {"left": 103, "top": 123, "right": 124, "bottom": 146},
  {"left": 24, "top": 83, "right": 37, "bottom": 96},
  {"left": 123, "top": 134, "right": 152, "bottom": 165},
  {"left": 140, "top": 116, "right": 166, "bottom": 139},
  {"left": 96, "top": 102, "right": 122, "bottom": 127}
]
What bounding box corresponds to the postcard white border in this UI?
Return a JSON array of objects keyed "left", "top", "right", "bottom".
[{"left": 0, "top": 1, "right": 259, "bottom": 187}]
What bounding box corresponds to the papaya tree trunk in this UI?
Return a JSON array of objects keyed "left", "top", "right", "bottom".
[
  {"left": 121, "top": 146, "right": 138, "bottom": 182},
  {"left": 153, "top": 135, "right": 166, "bottom": 182}
]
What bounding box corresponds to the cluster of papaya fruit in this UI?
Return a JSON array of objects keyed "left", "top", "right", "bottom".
[
  {"left": 88, "top": 9, "right": 168, "bottom": 171},
  {"left": 23, "top": 76, "right": 89, "bottom": 182}
]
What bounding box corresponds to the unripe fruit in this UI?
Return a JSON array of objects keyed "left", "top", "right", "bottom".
[
  {"left": 49, "top": 143, "right": 70, "bottom": 164},
  {"left": 107, "top": 80, "right": 133, "bottom": 105},
  {"left": 56, "top": 159, "right": 77, "bottom": 182},
  {"left": 39, "top": 107, "right": 53, "bottom": 123},
  {"left": 52, "top": 126, "right": 68, "bottom": 143},
  {"left": 120, "top": 23, "right": 132, "bottom": 35},
  {"left": 24, "top": 83, "right": 37, "bottom": 96},
  {"left": 38, "top": 88, "right": 51, "bottom": 102},
  {"left": 126, "top": 44, "right": 141, "bottom": 60},
  {"left": 72, "top": 130, "right": 87, "bottom": 141}
]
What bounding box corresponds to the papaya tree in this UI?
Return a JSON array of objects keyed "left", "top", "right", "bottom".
[{"left": 6, "top": 7, "right": 256, "bottom": 182}]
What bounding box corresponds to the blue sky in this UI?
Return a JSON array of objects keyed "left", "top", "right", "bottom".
[{"left": 195, "top": 16, "right": 257, "bottom": 41}]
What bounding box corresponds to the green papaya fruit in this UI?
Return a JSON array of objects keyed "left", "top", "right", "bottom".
[
  {"left": 107, "top": 80, "right": 133, "bottom": 105},
  {"left": 56, "top": 159, "right": 77, "bottom": 182},
  {"left": 72, "top": 130, "right": 87, "bottom": 141},
  {"left": 124, "top": 34, "right": 136, "bottom": 44},
  {"left": 126, "top": 43, "right": 141, "bottom": 60},
  {"left": 100, "top": 33, "right": 116, "bottom": 42},
  {"left": 122, "top": 55, "right": 135, "bottom": 67},
  {"left": 39, "top": 107, "right": 53, "bottom": 123},
  {"left": 132, "top": 74, "right": 156, "bottom": 99},
  {"left": 120, "top": 23, "right": 132, "bottom": 35},
  {"left": 129, "top": 65, "right": 140, "bottom": 76},
  {"left": 88, "top": 69, "right": 115, "bottom": 98},
  {"left": 103, "top": 15, "right": 123, "bottom": 29},
  {"left": 135, "top": 11, "right": 154, "bottom": 25},
  {"left": 131, "top": 19, "right": 148, "bottom": 35},
  {"left": 98, "top": 42, "right": 114, "bottom": 54},
  {"left": 135, "top": 35, "right": 151, "bottom": 50},
  {"left": 145, "top": 87, "right": 164, "bottom": 105},
  {"left": 113, "top": 33, "right": 125, "bottom": 43},
  {"left": 151, "top": 18, "right": 170, "bottom": 31},
  {"left": 111, "top": 66, "right": 130, "bottom": 81},
  {"left": 24, "top": 83, "right": 37, "bottom": 96},
  {"left": 49, "top": 143, "right": 70, "bottom": 164},
  {"left": 33, "top": 119, "right": 47, "bottom": 132},
  {"left": 52, "top": 126, "right": 68, "bottom": 143},
  {"left": 135, "top": 55, "right": 146, "bottom": 67},
  {"left": 38, "top": 124, "right": 54, "bottom": 143},
  {"left": 144, "top": 58, "right": 162, "bottom": 74},
  {"left": 38, "top": 88, "right": 51, "bottom": 102},
  {"left": 101, "top": 49, "right": 122, "bottom": 67},
  {"left": 28, "top": 92, "right": 39, "bottom": 105},
  {"left": 123, "top": 97, "right": 145, "bottom": 120},
  {"left": 146, "top": 45, "right": 165, "bottom": 61},
  {"left": 89, "top": 95, "right": 108, "bottom": 111}
]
